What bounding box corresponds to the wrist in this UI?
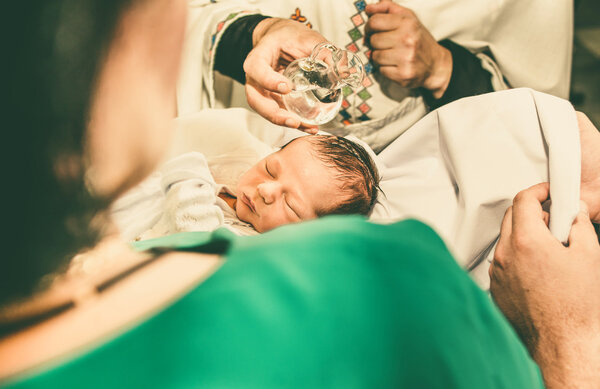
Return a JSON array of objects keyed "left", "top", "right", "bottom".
[
  {"left": 252, "top": 17, "right": 279, "bottom": 47},
  {"left": 423, "top": 45, "right": 452, "bottom": 99},
  {"left": 532, "top": 331, "right": 600, "bottom": 388}
]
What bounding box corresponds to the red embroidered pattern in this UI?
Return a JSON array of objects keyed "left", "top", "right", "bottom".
[{"left": 290, "top": 7, "right": 312, "bottom": 29}]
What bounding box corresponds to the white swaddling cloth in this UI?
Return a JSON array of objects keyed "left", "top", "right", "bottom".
[{"left": 110, "top": 152, "right": 259, "bottom": 240}]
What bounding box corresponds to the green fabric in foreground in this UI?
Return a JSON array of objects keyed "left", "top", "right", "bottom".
[{"left": 4, "top": 216, "right": 544, "bottom": 388}]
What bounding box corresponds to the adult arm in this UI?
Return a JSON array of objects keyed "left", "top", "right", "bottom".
[
  {"left": 213, "top": 14, "right": 269, "bottom": 85},
  {"left": 215, "top": 15, "right": 325, "bottom": 131},
  {"left": 490, "top": 183, "right": 600, "bottom": 388},
  {"left": 216, "top": 10, "right": 495, "bottom": 128}
]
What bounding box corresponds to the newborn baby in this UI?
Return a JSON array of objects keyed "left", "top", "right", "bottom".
[{"left": 110, "top": 135, "right": 380, "bottom": 240}]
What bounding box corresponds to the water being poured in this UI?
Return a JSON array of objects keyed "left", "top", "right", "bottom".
[{"left": 283, "top": 43, "right": 365, "bottom": 125}]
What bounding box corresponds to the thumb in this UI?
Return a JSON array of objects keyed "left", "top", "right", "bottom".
[
  {"left": 568, "top": 201, "right": 599, "bottom": 250},
  {"left": 243, "top": 49, "right": 292, "bottom": 94}
]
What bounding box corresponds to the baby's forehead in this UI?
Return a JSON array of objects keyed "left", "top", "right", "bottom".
[
  {"left": 282, "top": 135, "right": 315, "bottom": 148},
  {"left": 281, "top": 135, "right": 328, "bottom": 154},
  {"left": 277, "top": 137, "right": 337, "bottom": 170},
  {"left": 279, "top": 137, "right": 326, "bottom": 163}
]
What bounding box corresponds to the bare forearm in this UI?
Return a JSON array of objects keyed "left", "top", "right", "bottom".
[{"left": 532, "top": 333, "right": 600, "bottom": 388}]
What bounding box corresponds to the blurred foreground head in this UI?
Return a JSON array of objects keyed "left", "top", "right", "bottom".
[{"left": 2, "top": 0, "right": 186, "bottom": 306}]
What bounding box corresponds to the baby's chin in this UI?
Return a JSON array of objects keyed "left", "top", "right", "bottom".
[
  {"left": 233, "top": 200, "right": 244, "bottom": 221},
  {"left": 234, "top": 200, "right": 261, "bottom": 231}
]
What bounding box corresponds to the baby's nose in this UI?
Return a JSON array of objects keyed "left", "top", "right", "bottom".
[{"left": 258, "top": 181, "right": 283, "bottom": 204}]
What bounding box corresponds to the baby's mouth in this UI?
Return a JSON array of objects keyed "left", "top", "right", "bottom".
[{"left": 242, "top": 192, "right": 257, "bottom": 214}]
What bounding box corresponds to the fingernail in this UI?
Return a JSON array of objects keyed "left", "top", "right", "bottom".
[{"left": 277, "top": 83, "right": 290, "bottom": 93}]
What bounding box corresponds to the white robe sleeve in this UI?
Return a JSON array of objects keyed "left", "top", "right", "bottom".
[{"left": 178, "top": 0, "right": 261, "bottom": 115}]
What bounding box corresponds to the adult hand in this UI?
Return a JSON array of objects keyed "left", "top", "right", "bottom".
[
  {"left": 490, "top": 183, "right": 600, "bottom": 388},
  {"left": 243, "top": 18, "right": 326, "bottom": 133},
  {"left": 578, "top": 111, "right": 600, "bottom": 222},
  {"left": 364, "top": 1, "right": 452, "bottom": 98}
]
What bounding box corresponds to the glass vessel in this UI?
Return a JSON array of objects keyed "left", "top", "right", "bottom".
[{"left": 282, "top": 42, "right": 365, "bottom": 125}]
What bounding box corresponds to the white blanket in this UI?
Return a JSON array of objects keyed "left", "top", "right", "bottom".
[{"left": 373, "top": 88, "right": 580, "bottom": 288}]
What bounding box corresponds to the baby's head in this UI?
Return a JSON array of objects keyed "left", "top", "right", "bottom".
[{"left": 235, "top": 135, "right": 380, "bottom": 232}]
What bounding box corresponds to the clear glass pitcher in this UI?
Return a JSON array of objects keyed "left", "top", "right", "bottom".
[{"left": 282, "top": 42, "right": 365, "bottom": 125}]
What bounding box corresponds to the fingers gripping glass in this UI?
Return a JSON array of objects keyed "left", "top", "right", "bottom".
[{"left": 282, "top": 42, "right": 365, "bottom": 125}]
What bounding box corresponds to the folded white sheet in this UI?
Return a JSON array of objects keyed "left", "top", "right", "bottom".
[{"left": 373, "top": 88, "right": 580, "bottom": 288}]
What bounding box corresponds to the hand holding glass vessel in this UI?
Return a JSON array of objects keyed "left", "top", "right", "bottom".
[{"left": 282, "top": 42, "right": 365, "bottom": 126}]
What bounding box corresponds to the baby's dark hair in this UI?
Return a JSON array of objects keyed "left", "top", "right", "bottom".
[{"left": 297, "top": 135, "right": 381, "bottom": 216}]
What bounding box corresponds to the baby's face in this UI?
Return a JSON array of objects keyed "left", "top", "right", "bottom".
[{"left": 235, "top": 137, "right": 340, "bottom": 232}]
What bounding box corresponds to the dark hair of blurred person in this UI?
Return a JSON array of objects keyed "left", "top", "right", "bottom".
[{"left": 1, "top": 0, "right": 133, "bottom": 306}]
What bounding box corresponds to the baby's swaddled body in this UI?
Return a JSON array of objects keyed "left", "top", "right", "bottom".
[{"left": 110, "top": 152, "right": 257, "bottom": 241}]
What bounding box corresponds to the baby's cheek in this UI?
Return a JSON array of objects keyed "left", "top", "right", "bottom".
[
  {"left": 260, "top": 211, "right": 295, "bottom": 232},
  {"left": 235, "top": 202, "right": 252, "bottom": 224}
]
